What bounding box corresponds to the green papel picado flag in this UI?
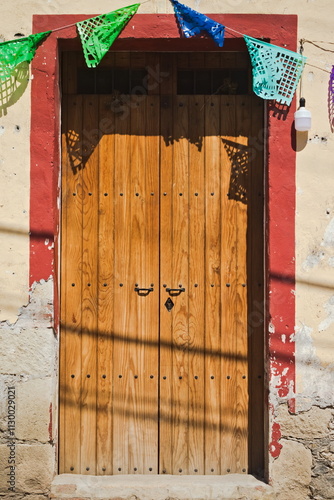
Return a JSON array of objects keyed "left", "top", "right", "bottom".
[
  {"left": 77, "top": 4, "right": 140, "bottom": 68},
  {"left": 0, "top": 31, "right": 51, "bottom": 80}
]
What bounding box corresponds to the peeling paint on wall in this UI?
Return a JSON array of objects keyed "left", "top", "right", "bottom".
[
  {"left": 0, "top": 279, "right": 57, "bottom": 496},
  {"left": 295, "top": 324, "right": 334, "bottom": 411},
  {"left": 322, "top": 218, "right": 334, "bottom": 247},
  {"left": 318, "top": 295, "right": 334, "bottom": 332},
  {"left": 302, "top": 251, "right": 325, "bottom": 271}
]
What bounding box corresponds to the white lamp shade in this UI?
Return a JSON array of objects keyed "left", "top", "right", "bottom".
[{"left": 294, "top": 98, "right": 312, "bottom": 131}]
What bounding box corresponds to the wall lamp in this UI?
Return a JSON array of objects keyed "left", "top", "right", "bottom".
[{"left": 294, "top": 97, "right": 312, "bottom": 131}]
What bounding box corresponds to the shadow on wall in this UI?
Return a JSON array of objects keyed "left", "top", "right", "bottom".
[{"left": 0, "top": 61, "right": 30, "bottom": 117}]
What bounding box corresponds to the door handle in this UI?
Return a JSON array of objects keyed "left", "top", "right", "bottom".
[
  {"left": 134, "top": 287, "right": 154, "bottom": 295},
  {"left": 166, "top": 287, "right": 185, "bottom": 295}
]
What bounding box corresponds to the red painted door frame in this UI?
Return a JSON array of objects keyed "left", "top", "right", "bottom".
[{"left": 31, "top": 13, "right": 297, "bottom": 462}]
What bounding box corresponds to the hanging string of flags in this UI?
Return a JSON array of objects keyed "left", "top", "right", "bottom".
[
  {"left": 0, "top": 4, "right": 140, "bottom": 80},
  {"left": 0, "top": 0, "right": 332, "bottom": 109}
]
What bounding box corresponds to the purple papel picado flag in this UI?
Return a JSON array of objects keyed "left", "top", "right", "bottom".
[
  {"left": 170, "top": 0, "right": 225, "bottom": 47},
  {"left": 330, "top": 66, "right": 334, "bottom": 103}
]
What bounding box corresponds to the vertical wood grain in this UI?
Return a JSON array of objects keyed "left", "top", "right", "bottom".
[
  {"left": 159, "top": 52, "right": 175, "bottom": 96},
  {"left": 65, "top": 51, "right": 78, "bottom": 95},
  {"left": 146, "top": 53, "right": 160, "bottom": 96},
  {"left": 235, "top": 95, "right": 251, "bottom": 472},
  {"left": 204, "top": 94, "right": 222, "bottom": 475},
  {"left": 128, "top": 95, "right": 147, "bottom": 474},
  {"left": 80, "top": 95, "right": 99, "bottom": 475},
  {"left": 114, "top": 51, "right": 130, "bottom": 68},
  {"left": 170, "top": 94, "right": 190, "bottom": 475},
  {"left": 60, "top": 94, "right": 83, "bottom": 474},
  {"left": 159, "top": 87, "right": 174, "bottom": 474},
  {"left": 112, "top": 93, "right": 159, "bottom": 474},
  {"left": 188, "top": 95, "right": 205, "bottom": 475},
  {"left": 96, "top": 95, "right": 115, "bottom": 475},
  {"left": 112, "top": 92, "right": 132, "bottom": 475},
  {"left": 220, "top": 95, "right": 238, "bottom": 473},
  {"left": 248, "top": 96, "right": 265, "bottom": 476},
  {"left": 59, "top": 92, "right": 68, "bottom": 474},
  {"left": 60, "top": 51, "right": 265, "bottom": 477},
  {"left": 143, "top": 94, "right": 160, "bottom": 474}
]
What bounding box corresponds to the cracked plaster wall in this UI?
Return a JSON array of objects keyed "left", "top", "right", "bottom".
[
  {"left": 0, "top": 279, "right": 57, "bottom": 498},
  {"left": 0, "top": 0, "right": 334, "bottom": 499}
]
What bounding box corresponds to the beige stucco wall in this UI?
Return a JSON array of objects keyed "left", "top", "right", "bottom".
[{"left": 1, "top": 1, "right": 334, "bottom": 499}]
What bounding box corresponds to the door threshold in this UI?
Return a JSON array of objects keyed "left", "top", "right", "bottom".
[{"left": 51, "top": 473, "right": 275, "bottom": 500}]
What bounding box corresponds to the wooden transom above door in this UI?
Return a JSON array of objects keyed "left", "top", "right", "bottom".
[{"left": 60, "top": 51, "right": 265, "bottom": 477}]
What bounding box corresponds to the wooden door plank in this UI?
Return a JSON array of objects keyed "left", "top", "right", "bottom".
[
  {"left": 220, "top": 52, "right": 237, "bottom": 69},
  {"left": 143, "top": 94, "right": 160, "bottom": 474},
  {"left": 234, "top": 95, "right": 251, "bottom": 473},
  {"left": 128, "top": 94, "right": 159, "bottom": 474},
  {"left": 112, "top": 93, "right": 132, "bottom": 475},
  {"left": 159, "top": 52, "right": 175, "bottom": 96},
  {"left": 220, "top": 95, "right": 238, "bottom": 474},
  {"left": 176, "top": 52, "right": 189, "bottom": 70},
  {"left": 80, "top": 95, "right": 99, "bottom": 475},
  {"left": 65, "top": 51, "right": 78, "bottom": 95},
  {"left": 248, "top": 96, "right": 265, "bottom": 476},
  {"left": 176, "top": 53, "right": 189, "bottom": 96},
  {"left": 170, "top": 94, "right": 190, "bottom": 475},
  {"left": 60, "top": 95, "right": 68, "bottom": 473},
  {"left": 204, "top": 95, "right": 222, "bottom": 475},
  {"left": 99, "top": 52, "right": 115, "bottom": 68},
  {"left": 131, "top": 51, "right": 147, "bottom": 69},
  {"left": 146, "top": 53, "right": 160, "bottom": 95},
  {"left": 159, "top": 92, "right": 174, "bottom": 475},
  {"left": 235, "top": 51, "right": 250, "bottom": 69},
  {"left": 112, "top": 94, "right": 159, "bottom": 475},
  {"left": 59, "top": 93, "right": 68, "bottom": 474},
  {"left": 96, "top": 96, "right": 115, "bottom": 475},
  {"left": 61, "top": 53, "right": 69, "bottom": 95},
  {"left": 128, "top": 95, "right": 148, "bottom": 475},
  {"left": 60, "top": 94, "right": 83, "bottom": 474},
  {"left": 205, "top": 52, "right": 222, "bottom": 69},
  {"left": 114, "top": 52, "right": 130, "bottom": 68},
  {"left": 188, "top": 52, "right": 205, "bottom": 68},
  {"left": 188, "top": 95, "right": 205, "bottom": 475}
]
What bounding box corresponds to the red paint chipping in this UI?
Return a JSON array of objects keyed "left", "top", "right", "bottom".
[
  {"left": 270, "top": 422, "right": 282, "bottom": 458},
  {"left": 31, "top": 12, "right": 297, "bottom": 457}
]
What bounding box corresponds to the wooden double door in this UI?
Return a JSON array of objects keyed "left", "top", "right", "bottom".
[{"left": 60, "top": 52, "right": 265, "bottom": 477}]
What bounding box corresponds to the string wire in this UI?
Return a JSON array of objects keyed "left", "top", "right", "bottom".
[
  {"left": 302, "top": 39, "right": 334, "bottom": 54},
  {"left": 1, "top": 0, "right": 334, "bottom": 77},
  {"left": 307, "top": 40, "right": 334, "bottom": 45},
  {"left": 224, "top": 26, "right": 245, "bottom": 38},
  {"left": 51, "top": 22, "right": 77, "bottom": 33},
  {"left": 41, "top": 0, "right": 152, "bottom": 34},
  {"left": 305, "top": 62, "right": 331, "bottom": 74}
]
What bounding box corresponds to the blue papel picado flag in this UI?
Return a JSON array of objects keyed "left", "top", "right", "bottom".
[{"left": 170, "top": 0, "right": 225, "bottom": 47}]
